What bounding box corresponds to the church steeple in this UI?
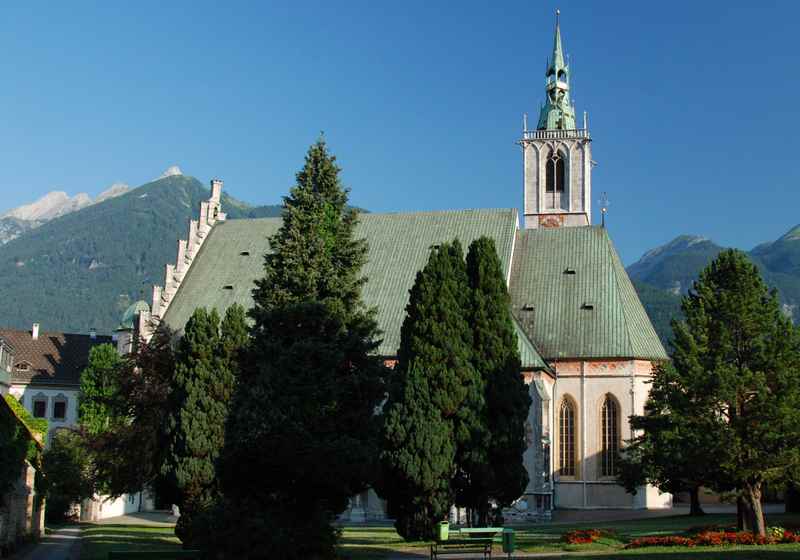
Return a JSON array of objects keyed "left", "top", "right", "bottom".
[
  {"left": 521, "top": 9, "right": 592, "bottom": 229},
  {"left": 537, "top": 10, "right": 576, "bottom": 130}
]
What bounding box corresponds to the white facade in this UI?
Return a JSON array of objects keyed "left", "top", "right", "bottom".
[
  {"left": 9, "top": 382, "right": 145, "bottom": 520},
  {"left": 9, "top": 384, "right": 79, "bottom": 443}
]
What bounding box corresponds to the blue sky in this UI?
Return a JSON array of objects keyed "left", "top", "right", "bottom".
[{"left": 1, "top": 1, "right": 798, "bottom": 264}]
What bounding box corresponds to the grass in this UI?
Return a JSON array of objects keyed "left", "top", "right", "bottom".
[
  {"left": 336, "top": 513, "right": 800, "bottom": 559},
  {"left": 80, "top": 524, "right": 181, "bottom": 560},
  {"left": 76, "top": 514, "right": 800, "bottom": 559}
]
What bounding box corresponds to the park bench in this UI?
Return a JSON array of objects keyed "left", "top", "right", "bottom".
[
  {"left": 107, "top": 551, "right": 202, "bottom": 560},
  {"left": 430, "top": 526, "right": 515, "bottom": 559}
]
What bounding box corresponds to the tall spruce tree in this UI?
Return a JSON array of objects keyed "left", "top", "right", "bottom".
[
  {"left": 464, "top": 237, "right": 531, "bottom": 523},
  {"left": 217, "top": 139, "right": 387, "bottom": 559},
  {"left": 381, "top": 240, "right": 483, "bottom": 538}
]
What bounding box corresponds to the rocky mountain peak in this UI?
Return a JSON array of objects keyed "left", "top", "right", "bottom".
[{"left": 159, "top": 165, "right": 183, "bottom": 179}]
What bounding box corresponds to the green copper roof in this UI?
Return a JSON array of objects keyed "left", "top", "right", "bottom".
[
  {"left": 513, "top": 316, "right": 551, "bottom": 372},
  {"left": 537, "top": 11, "right": 577, "bottom": 130},
  {"left": 510, "top": 227, "right": 667, "bottom": 361},
  {"left": 117, "top": 300, "right": 150, "bottom": 331},
  {"left": 162, "top": 209, "right": 519, "bottom": 358}
]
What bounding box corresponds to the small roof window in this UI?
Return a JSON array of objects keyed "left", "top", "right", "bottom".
[
  {"left": 522, "top": 304, "right": 535, "bottom": 311},
  {"left": 239, "top": 251, "right": 250, "bottom": 256},
  {"left": 563, "top": 267, "right": 576, "bottom": 275},
  {"left": 223, "top": 285, "right": 234, "bottom": 290},
  {"left": 581, "top": 302, "right": 595, "bottom": 310}
]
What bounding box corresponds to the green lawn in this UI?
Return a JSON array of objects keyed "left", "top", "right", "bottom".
[
  {"left": 337, "top": 513, "right": 800, "bottom": 559},
  {"left": 77, "top": 515, "right": 800, "bottom": 559},
  {"left": 80, "top": 524, "right": 181, "bottom": 560}
]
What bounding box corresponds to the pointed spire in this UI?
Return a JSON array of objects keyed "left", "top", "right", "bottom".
[
  {"left": 551, "top": 9, "right": 565, "bottom": 73},
  {"left": 537, "top": 9, "right": 577, "bottom": 130}
]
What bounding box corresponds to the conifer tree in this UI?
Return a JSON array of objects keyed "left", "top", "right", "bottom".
[
  {"left": 217, "top": 139, "right": 387, "bottom": 559},
  {"left": 464, "top": 237, "right": 531, "bottom": 523},
  {"left": 163, "top": 308, "right": 224, "bottom": 544},
  {"left": 622, "top": 250, "right": 800, "bottom": 536},
  {"left": 381, "top": 240, "right": 483, "bottom": 538},
  {"left": 380, "top": 361, "right": 455, "bottom": 539}
]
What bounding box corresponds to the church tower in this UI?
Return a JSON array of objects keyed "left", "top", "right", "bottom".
[{"left": 521, "top": 11, "right": 592, "bottom": 229}]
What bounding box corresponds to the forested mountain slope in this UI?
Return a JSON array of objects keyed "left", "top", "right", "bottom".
[{"left": 0, "top": 175, "right": 280, "bottom": 334}]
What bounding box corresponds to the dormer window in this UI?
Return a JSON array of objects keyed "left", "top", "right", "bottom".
[{"left": 15, "top": 361, "right": 30, "bottom": 372}]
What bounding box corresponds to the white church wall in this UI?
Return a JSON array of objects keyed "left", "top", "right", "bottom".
[{"left": 549, "top": 359, "right": 671, "bottom": 509}]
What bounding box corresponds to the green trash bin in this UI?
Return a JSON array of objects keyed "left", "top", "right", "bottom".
[
  {"left": 502, "top": 528, "right": 515, "bottom": 554},
  {"left": 438, "top": 521, "right": 449, "bottom": 541}
]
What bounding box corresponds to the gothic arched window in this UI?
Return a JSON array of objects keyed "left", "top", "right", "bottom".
[
  {"left": 545, "top": 151, "right": 565, "bottom": 194},
  {"left": 601, "top": 395, "right": 620, "bottom": 477},
  {"left": 559, "top": 398, "right": 576, "bottom": 476}
]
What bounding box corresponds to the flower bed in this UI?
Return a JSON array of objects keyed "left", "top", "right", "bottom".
[
  {"left": 562, "top": 529, "right": 616, "bottom": 545},
  {"left": 626, "top": 528, "right": 800, "bottom": 549}
]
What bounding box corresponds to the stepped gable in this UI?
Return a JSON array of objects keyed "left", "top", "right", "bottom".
[
  {"left": 510, "top": 226, "right": 667, "bottom": 361},
  {"left": 159, "top": 207, "right": 521, "bottom": 359},
  {"left": 0, "top": 328, "right": 112, "bottom": 386}
]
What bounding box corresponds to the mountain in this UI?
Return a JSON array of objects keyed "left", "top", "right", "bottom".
[
  {"left": 629, "top": 226, "right": 800, "bottom": 347},
  {"left": 627, "top": 235, "right": 725, "bottom": 295},
  {"left": 0, "top": 183, "right": 131, "bottom": 244},
  {"left": 0, "top": 174, "right": 281, "bottom": 334}
]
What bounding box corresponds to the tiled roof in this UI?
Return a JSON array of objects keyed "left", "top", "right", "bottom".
[
  {"left": 510, "top": 226, "right": 667, "bottom": 360},
  {"left": 162, "top": 209, "right": 520, "bottom": 358},
  {"left": 0, "top": 329, "right": 113, "bottom": 387}
]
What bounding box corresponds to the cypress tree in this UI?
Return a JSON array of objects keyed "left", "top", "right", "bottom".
[
  {"left": 380, "top": 361, "right": 455, "bottom": 540},
  {"left": 217, "top": 139, "right": 387, "bottom": 559},
  {"left": 165, "top": 307, "right": 240, "bottom": 546},
  {"left": 381, "top": 240, "right": 483, "bottom": 538},
  {"left": 464, "top": 236, "right": 530, "bottom": 523}
]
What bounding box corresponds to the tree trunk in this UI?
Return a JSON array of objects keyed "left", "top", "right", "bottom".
[
  {"left": 737, "top": 496, "right": 751, "bottom": 532},
  {"left": 744, "top": 482, "right": 766, "bottom": 537},
  {"left": 689, "top": 486, "right": 705, "bottom": 516}
]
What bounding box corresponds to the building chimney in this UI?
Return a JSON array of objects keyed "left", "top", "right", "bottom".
[
  {"left": 89, "top": 328, "right": 97, "bottom": 340},
  {"left": 32, "top": 323, "right": 39, "bottom": 340}
]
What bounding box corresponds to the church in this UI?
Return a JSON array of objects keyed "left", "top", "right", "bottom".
[{"left": 128, "top": 14, "right": 670, "bottom": 519}]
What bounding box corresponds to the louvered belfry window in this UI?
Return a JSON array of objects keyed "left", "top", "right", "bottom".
[
  {"left": 559, "top": 399, "right": 576, "bottom": 476},
  {"left": 545, "top": 152, "right": 566, "bottom": 194},
  {"left": 601, "top": 395, "right": 620, "bottom": 477}
]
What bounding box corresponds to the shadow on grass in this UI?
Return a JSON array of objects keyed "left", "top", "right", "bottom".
[{"left": 81, "top": 525, "right": 181, "bottom": 560}]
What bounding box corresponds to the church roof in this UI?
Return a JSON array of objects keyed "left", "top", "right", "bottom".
[
  {"left": 161, "top": 211, "right": 665, "bottom": 364},
  {"left": 161, "top": 209, "right": 521, "bottom": 359},
  {"left": 510, "top": 226, "right": 667, "bottom": 361}
]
